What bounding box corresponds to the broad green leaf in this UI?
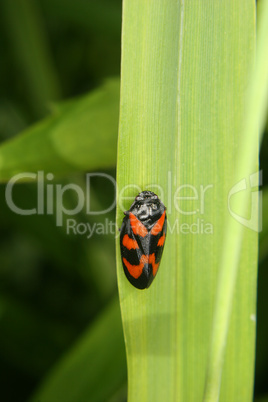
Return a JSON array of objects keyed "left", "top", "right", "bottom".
[
  {"left": 116, "top": 1, "right": 258, "bottom": 401},
  {"left": 30, "top": 298, "right": 127, "bottom": 402},
  {"left": 0, "top": 79, "right": 119, "bottom": 182},
  {"left": 204, "top": 0, "right": 268, "bottom": 399}
]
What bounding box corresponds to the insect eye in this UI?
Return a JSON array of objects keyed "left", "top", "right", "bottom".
[{"left": 152, "top": 204, "right": 157, "bottom": 210}]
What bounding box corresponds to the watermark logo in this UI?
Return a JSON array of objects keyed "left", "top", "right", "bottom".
[
  {"left": 228, "top": 171, "right": 262, "bottom": 232},
  {"left": 4, "top": 170, "right": 262, "bottom": 236},
  {"left": 66, "top": 217, "right": 214, "bottom": 239},
  {"left": 5, "top": 171, "right": 116, "bottom": 226}
]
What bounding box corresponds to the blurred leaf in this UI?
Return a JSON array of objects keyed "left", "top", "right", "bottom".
[
  {"left": 255, "top": 252, "right": 268, "bottom": 397},
  {"left": 0, "top": 79, "right": 119, "bottom": 181},
  {"left": 1, "top": 0, "right": 61, "bottom": 117},
  {"left": 40, "top": 0, "right": 121, "bottom": 38},
  {"left": 258, "top": 187, "right": 268, "bottom": 262},
  {"left": 30, "top": 297, "right": 127, "bottom": 402},
  {"left": 0, "top": 101, "right": 27, "bottom": 140},
  {"left": 255, "top": 397, "right": 268, "bottom": 402},
  {"left": 116, "top": 1, "right": 257, "bottom": 401},
  {"left": 0, "top": 296, "right": 76, "bottom": 376}
]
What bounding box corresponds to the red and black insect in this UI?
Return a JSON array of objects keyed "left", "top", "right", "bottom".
[{"left": 120, "top": 191, "right": 167, "bottom": 289}]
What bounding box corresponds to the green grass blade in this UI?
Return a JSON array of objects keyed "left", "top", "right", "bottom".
[
  {"left": 116, "top": 1, "right": 257, "bottom": 401},
  {"left": 29, "top": 298, "right": 127, "bottom": 402},
  {"left": 204, "top": 2, "right": 268, "bottom": 400},
  {"left": 0, "top": 79, "right": 119, "bottom": 181}
]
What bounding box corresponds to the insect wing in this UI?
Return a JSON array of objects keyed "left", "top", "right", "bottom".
[
  {"left": 150, "top": 212, "right": 167, "bottom": 263},
  {"left": 148, "top": 212, "right": 167, "bottom": 276},
  {"left": 120, "top": 216, "right": 150, "bottom": 289}
]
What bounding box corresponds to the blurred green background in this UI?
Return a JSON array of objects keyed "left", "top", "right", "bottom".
[{"left": 0, "top": 0, "right": 267, "bottom": 401}]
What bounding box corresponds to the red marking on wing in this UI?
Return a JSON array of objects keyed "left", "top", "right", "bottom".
[
  {"left": 149, "top": 254, "right": 160, "bottom": 276},
  {"left": 151, "top": 211, "right": 166, "bottom": 235},
  {"left": 129, "top": 213, "right": 148, "bottom": 237},
  {"left": 123, "top": 257, "right": 144, "bottom": 279},
  {"left": 123, "top": 254, "right": 159, "bottom": 279},
  {"left": 122, "top": 234, "right": 139, "bottom": 250},
  {"left": 157, "top": 233, "right": 166, "bottom": 247}
]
